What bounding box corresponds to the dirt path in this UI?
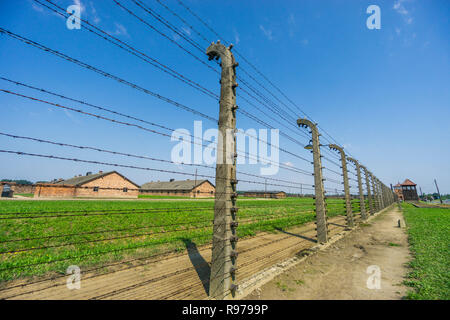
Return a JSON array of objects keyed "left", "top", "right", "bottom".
[{"left": 244, "top": 207, "right": 411, "bottom": 300}]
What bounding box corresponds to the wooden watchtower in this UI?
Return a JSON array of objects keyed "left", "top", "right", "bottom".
[{"left": 393, "top": 179, "right": 419, "bottom": 201}]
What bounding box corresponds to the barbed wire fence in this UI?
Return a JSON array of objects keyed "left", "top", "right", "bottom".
[{"left": 0, "top": 0, "right": 396, "bottom": 300}]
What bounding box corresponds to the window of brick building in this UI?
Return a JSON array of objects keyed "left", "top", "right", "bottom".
[
  {"left": 123, "top": 188, "right": 128, "bottom": 193},
  {"left": 93, "top": 187, "right": 99, "bottom": 192}
]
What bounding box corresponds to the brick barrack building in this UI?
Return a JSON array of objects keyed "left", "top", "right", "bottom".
[
  {"left": 0, "top": 182, "right": 35, "bottom": 195},
  {"left": 241, "top": 191, "right": 287, "bottom": 199},
  {"left": 140, "top": 179, "right": 215, "bottom": 198},
  {"left": 34, "top": 171, "right": 140, "bottom": 198}
]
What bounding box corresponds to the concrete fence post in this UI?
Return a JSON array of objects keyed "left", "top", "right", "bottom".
[
  {"left": 378, "top": 179, "right": 384, "bottom": 209},
  {"left": 377, "top": 180, "right": 382, "bottom": 209},
  {"left": 389, "top": 186, "right": 393, "bottom": 205},
  {"left": 376, "top": 179, "right": 382, "bottom": 210},
  {"left": 380, "top": 181, "right": 384, "bottom": 208},
  {"left": 388, "top": 186, "right": 391, "bottom": 205},
  {"left": 207, "top": 41, "right": 239, "bottom": 300},
  {"left": 360, "top": 165, "right": 373, "bottom": 215},
  {"left": 383, "top": 184, "right": 388, "bottom": 207},
  {"left": 370, "top": 173, "right": 379, "bottom": 212},
  {"left": 348, "top": 158, "right": 367, "bottom": 220},
  {"left": 297, "top": 118, "right": 328, "bottom": 243},
  {"left": 329, "top": 145, "right": 353, "bottom": 228}
]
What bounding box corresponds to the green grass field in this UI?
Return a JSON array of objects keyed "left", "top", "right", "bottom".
[
  {"left": 0, "top": 197, "right": 350, "bottom": 282},
  {"left": 402, "top": 203, "right": 450, "bottom": 300}
]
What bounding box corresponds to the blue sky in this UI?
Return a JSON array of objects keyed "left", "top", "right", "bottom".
[{"left": 0, "top": 0, "right": 449, "bottom": 194}]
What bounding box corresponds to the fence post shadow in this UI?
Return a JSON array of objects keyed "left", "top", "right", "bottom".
[
  {"left": 274, "top": 227, "right": 317, "bottom": 243},
  {"left": 181, "top": 238, "right": 210, "bottom": 295}
]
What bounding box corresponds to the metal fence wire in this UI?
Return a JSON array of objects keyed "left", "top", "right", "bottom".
[{"left": 0, "top": 0, "right": 396, "bottom": 300}]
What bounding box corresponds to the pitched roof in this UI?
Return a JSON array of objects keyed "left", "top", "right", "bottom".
[
  {"left": 401, "top": 179, "right": 416, "bottom": 186},
  {"left": 140, "top": 179, "right": 212, "bottom": 191},
  {"left": 242, "top": 190, "right": 286, "bottom": 194},
  {"left": 56, "top": 171, "right": 139, "bottom": 188},
  {"left": 394, "top": 182, "right": 401, "bottom": 187}
]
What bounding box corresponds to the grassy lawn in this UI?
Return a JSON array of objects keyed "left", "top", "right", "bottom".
[
  {"left": 0, "top": 197, "right": 350, "bottom": 282},
  {"left": 402, "top": 203, "right": 450, "bottom": 300}
]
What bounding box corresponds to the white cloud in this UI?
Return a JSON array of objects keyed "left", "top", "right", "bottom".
[
  {"left": 181, "top": 27, "right": 191, "bottom": 36},
  {"left": 74, "top": 0, "right": 86, "bottom": 14},
  {"left": 233, "top": 28, "right": 240, "bottom": 45},
  {"left": 259, "top": 25, "right": 273, "bottom": 41},
  {"left": 288, "top": 13, "right": 296, "bottom": 38},
  {"left": 283, "top": 162, "right": 294, "bottom": 167},
  {"left": 111, "top": 23, "right": 128, "bottom": 37},
  {"left": 30, "top": 1, "right": 65, "bottom": 20},
  {"left": 89, "top": 1, "right": 100, "bottom": 24},
  {"left": 31, "top": 3, "right": 44, "bottom": 13},
  {"left": 393, "top": 0, "right": 414, "bottom": 24}
]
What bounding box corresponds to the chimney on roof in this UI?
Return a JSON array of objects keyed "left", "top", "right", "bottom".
[
  {"left": 86, "top": 172, "right": 92, "bottom": 176},
  {"left": 170, "top": 178, "right": 175, "bottom": 182}
]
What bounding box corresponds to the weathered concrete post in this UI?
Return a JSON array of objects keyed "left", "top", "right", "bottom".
[
  {"left": 329, "top": 144, "right": 353, "bottom": 228},
  {"left": 389, "top": 186, "right": 393, "bottom": 205},
  {"left": 390, "top": 187, "right": 394, "bottom": 204},
  {"left": 298, "top": 119, "right": 328, "bottom": 243},
  {"left": 382, "top": 184, "right": 387, "bottom": 208},
  {"left": 370, "top": 173, "right": 379, "bottom": 212},
  {"left": 207, "top": 41, "right": 239, "bottom": 300},
  {"left": 376, "top": 178, "right": 381, "bottom": 211},
  {"left": 348, "top": 158, "right": 367, "bottom": 220},
  {"left": 360, "top": 165, "right": 373, "bottom": 215},
  {"left": 388, "top": 185, "right": 392, "bottom": 205},
  {"left": 377, "top": 179, "right": 383, "bottom": 209},
  {"left": 378, "top": 179, "right": 384, "bottom": 209}
]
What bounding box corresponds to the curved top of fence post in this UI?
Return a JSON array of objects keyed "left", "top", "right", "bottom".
[
  {"left": 359, "top": 164, "right": 369, "bottom": 175},
  {"left": 297, "top": 118, "right": 318, "bottom": 131},
  {"left": 347, "top": 157, "right": 357, "bottom": 164},
  {"left": 347, "top": 157, "right": 360, "bottom": 168},
  {"left": 206, "top": 41, "right": 235, "bottom": 66},
  {"left": 328, "top": 144, "right": 344, "bottom": 154}
]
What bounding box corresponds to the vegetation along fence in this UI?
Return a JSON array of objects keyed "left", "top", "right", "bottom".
[{"left": 0, "top": 0, "right": 396, "bottom": 300}]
